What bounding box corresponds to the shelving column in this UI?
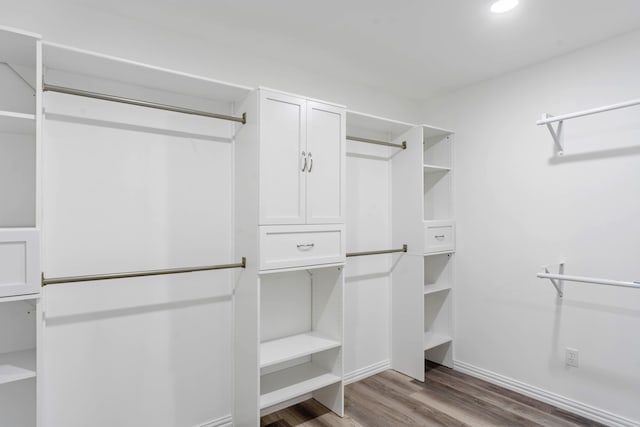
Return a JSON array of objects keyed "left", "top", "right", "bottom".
[
  {"left": 0, "top": 25, "right": 42, "bottom": 427},
  {"left": 422, "top": 127, "right": 455, "bottom": 369}
]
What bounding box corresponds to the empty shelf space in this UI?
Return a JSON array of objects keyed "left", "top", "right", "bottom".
[
  {"left": 0, "top": 349, "right": 36, "bottom": 385},
  {"left": 260, "top": 332, "right": 341, "bottom": 368},
  {"left": 424, "top": 332, "right": 452, "bottom": 351},
  {"left": 260, "top": 362, "right": 341, "bottom": 409},
  {"left": 423, "top": 164, "right": 451, "bottom": 173},
  {"left": 424, "top": 283, "right": 452, "bottom": 295},
  {"left": 0, "top": 111, "right": 35, "bottom": 134}
]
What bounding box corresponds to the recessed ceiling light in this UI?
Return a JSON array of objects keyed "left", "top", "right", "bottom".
[{"left": 491, "top": 0, "right": 519, "bottom": 14}]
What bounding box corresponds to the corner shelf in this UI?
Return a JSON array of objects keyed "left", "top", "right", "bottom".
[
  {"left": 260, "top": 362, "right": 341, "bottom": 409},
  {"left": 260, "top": 332, "right": 341, "bottom": 369},
  {"left": 423, "top": 332, "right": 452, "bottom": 351},
  {"left": 0, "top": 349, "right": 36, "bottom": 385}
]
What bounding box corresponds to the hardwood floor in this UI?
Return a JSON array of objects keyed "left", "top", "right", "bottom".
[{"left": 261, "top": 363, "right": 605, "bottom": 427}]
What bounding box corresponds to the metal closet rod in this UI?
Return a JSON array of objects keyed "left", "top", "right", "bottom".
[
  {"left": 43, "top": 83, "right": 247, "bottom": 124},
  {"left": 347, "top": 135, "right": 406, "bottom": 150},
  {"left": 41, "top": 258, "right": 246, "bottom": 286},
  {"left": 347, "top": 244, "right": 407, "bottom": 258}
]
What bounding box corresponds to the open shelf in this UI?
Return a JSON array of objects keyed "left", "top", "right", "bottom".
[
  {"left": 0, "top": 349, "right": 36, "bottom": 385},
  {"left": 0, "top": 294, "right": 38, "bottom": 304},
  {"left": 423, "top": 283, "right": 452, "bottom": 295},
  {"left": 423, "top": 164, "right": 451, "bottom": 173},
  {"left": 260, "top": 332, "right": 341, "bottom": 369},
  {"left": 260, "top": 362, "right": 341, "bottom": 409},
  {"left": 43, "top": 42, "right": 251, "bottom": 105},
  {"left": 0, "top": 111, "right": 35, "bottom": 134},
  {"left": 423, "top": 332, "right": 452, "bottom": 351}
]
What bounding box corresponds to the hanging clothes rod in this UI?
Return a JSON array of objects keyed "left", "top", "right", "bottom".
[
  {"left": 41, "top": 258, "right": 246, "bottom": 286},
  {"left": 537, "top": 272, "right": 640, "bottom": 290},
  {"left": 347, "top": 244, "right": 407, "bottom": 258},
  {"left": 536, "top": 98, "right": 640, "bottom": 125},
  {"left": 42, "top": 83, "right": 247, "bottom": 124},
  {"left": 347, "top": 135, "right": 406, "bottom": 150},
  {"left": 537, "top": 263, "right": 640, "bottom": 297}
]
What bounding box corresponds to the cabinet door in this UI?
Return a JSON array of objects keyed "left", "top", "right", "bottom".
[
  {"left": 305, "top": 102, "right": 345, "bottom": 224},
  {"left": 259, "top": 91, "right": 306, "bottom": 225}
]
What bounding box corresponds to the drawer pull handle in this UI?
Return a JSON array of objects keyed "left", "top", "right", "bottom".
[
  {"left": 297, "top": 243, "right": 315, "bottom": 250},
  {"left": 434, "top": 235, "right": 446, "bottom": 240}
]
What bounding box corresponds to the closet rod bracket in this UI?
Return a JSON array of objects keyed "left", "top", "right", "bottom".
[
  {"left": 538, "top": 263, "right": 565, "bottom": 297},
  {"left": 541, "top": 114, "right": 565, "bottom": 156}
]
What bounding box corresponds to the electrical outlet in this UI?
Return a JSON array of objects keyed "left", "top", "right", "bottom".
[{"left": 566, "top": 348, "right": 579, "bottom": 367}]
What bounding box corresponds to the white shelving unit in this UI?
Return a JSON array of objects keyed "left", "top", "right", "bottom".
[
  {"left": 234, "top": 91, "right": 346, "bottom": 426},
  {"left": 0, "top": 26, "right": 41, "bottom": 427},
  {"left": 423, "top": 125, "right": 455, "bottom": 369}
]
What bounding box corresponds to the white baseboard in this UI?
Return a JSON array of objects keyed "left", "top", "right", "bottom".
[
  {"left": 454, "top": 360, "right": 639, "bottom": 427},
  {"left": 344, "top": 360, "right": 391, "bottom": 385},
  {"left": 194, "top": 414, "right": 232, "bottom": 427}
]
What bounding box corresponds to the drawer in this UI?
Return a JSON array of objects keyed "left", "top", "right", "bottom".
[
  {"left": 259, "top": 225, "right": 345, "bottom": 271},
  {"left": 0, "top": 228, "right": 40, "bottom": 298},
  {"left": 424, "top": 221, "right": 455, "bottom": 254}
]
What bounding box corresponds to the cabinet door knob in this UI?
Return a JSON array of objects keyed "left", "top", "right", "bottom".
[
  {"left": 301, "top": 151, "right": 307, "bottom": 172},
  {"left": 297, "top": 243, "right": 315, "bottom": 250},
  {"left": 308, "top": 152, "right": 313, "bottom": 172}
]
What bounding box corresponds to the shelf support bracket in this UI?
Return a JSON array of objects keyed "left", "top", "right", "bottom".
[
  {"left": 1, "top": 62, "right": 36, "bottom": 92},
  {"left": 542, "top": 114, "right": 564, "bottom": 156},
  {"left": 541, "top": 263, "right": 564, "bottom": 297}
]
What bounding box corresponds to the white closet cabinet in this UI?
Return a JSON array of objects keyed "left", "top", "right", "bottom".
[
  {"left": 0, "top": 25, "right": 41, "bottom": 427},
  {"left": 234, "top": 89, "right": 346, "bottom": 427},
  {"left": 259, "top": 90, "right": 345, "bottom": 226}
]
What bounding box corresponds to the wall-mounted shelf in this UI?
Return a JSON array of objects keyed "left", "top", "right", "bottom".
[
  {"left": 260, "top": 362, "right": 341, "bottom": 409},
  {"left": 260, "top": 332, "right": 341, "bottom": 369},
  {"left": 0, "top": 349, "right": 36, "bottom": 385}
]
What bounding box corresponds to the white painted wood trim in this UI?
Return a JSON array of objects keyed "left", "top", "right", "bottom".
[
  {"left": 343, "top": 360, "right": 391, "bottom": 385},
  {"left": 454, "top": 360, "right": 640, "bottom": 427},
  {"left": 193, "top": 414, "right": 232, "bottom": 427}
]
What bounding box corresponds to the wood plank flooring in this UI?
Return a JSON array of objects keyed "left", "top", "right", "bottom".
[{"left": 261, "top": 363, "right": 604, "bottom": 427}]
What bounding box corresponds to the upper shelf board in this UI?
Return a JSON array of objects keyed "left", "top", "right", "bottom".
[
  {"left": 347, "top": 110, "right": 415, "bottom": 141},
  {"left": 422, "top": 124, "right": 454, "bottom": 139},
  {"left": 43, "top": 42, "right": 253, "bottom": 104},
  {"left": 0, "top": 26, "right": 39, "bottom": 67}
]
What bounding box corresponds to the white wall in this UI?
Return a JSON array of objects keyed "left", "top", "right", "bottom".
[
  {"left": 344, "top": 142, "right": 392, "bottom": 379},
  {"left": 422, "top": 29, "right": 640, "bottom": 425},
  {"left": 0, "top": 0, "right": 420, "bottom": 123}
]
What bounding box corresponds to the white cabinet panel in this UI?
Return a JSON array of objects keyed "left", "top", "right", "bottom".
[
  {"left": 0, "top": 228, "right": 39, "bottom": 298},
  {"left": 259, "top": 92, "right": 306, "bottom": 225},
  {"left": 306, "top": 102, "right": 345, "bottom": 224}
]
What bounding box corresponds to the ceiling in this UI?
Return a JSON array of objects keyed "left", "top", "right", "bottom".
[{"left": 73, "top": 0, "right": 640, "bottom": 102}]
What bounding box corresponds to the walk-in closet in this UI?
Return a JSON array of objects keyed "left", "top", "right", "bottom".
[{"left": 1, "top": 1, "right": 640, "bottom": 426}]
